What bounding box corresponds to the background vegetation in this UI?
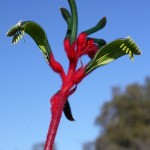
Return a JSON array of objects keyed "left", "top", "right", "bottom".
[{"left": 83, "top": 77, "right": 150, "bottom": 150}]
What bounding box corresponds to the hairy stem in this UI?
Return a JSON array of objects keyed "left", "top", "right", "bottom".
[
  {"left": 44, "top": 92, "right": 67, "bottom": 150},
  {"left": 44, "top": 63, "right": 86, "bottom": 150},
  {"left": 49, "top": 54, "right": 66, "bottom": 82}
]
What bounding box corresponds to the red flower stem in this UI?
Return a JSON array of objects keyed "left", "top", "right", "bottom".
[
  {"left": 44, "top": 93, "right": 65, "bottom": 150},
  {"left": 67, "top": 59, "right": 77, "bottom": 78},
  {"left": 44, "top": 63, "right": 87, "bottom": 150},
  {"left": 44, "top": 82, "right": 73, "bottom": 150},
  {"left": 49, "top": 54, "right": 66, "bottom": 82}
]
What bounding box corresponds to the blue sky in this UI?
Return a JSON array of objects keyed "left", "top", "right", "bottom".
[{"left": 0, "top": 0, "right": 150, "bottom": 150}]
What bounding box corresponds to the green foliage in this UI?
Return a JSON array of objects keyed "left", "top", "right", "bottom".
[
  {"left": 83, "top": 17, "right": 107, "bottom": 35},
  {"left": 85, "top": 37, "right": 141, "bottom": 74},
  {"left": 60, "top": 7, "right": 72, "bottom": 39},
  {"left": 94, "top": 77, "right": 150, "bottom": 150},
  {"left": 67, "top": 0, "right": 78, "bottom": 43},
  {"left": 6, "top": 21, "right": 51, "bottom": 63},
  {"left": 83, "top": 78, "right": 150, "bottom": 150},
  {"left": 63, "top": 99, "right": 75, "bottom": 121}
]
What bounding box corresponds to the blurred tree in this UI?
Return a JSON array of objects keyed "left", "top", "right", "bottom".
[
  {"left": 83, "top": 142, "right": 95, "bottom": 150},
  {"left": 32, "top": 142, "right": 57, "bottom": 150},
  {"left": 32, "top": 142, "right": 44, "bottom": 150},
  {"left": 83, "top": 77, "right": 150, "bottom": 150}
]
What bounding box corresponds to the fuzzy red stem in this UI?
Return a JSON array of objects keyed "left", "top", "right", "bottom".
[
  {"left": 44, "top": 110, "right": 62, "bottom": 150},
  {"left": 44, "top": 66, "right": 86, "bottom": 150},
  {"left": 49, "top": 54, "right": 66, "bottom": 82},
  {"left": 44, "top": 92, "right": 68, "bottom": 150}
]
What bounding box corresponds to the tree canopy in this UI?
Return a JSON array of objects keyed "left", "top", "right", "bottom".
[{"left": 83, "top": 77, "right": 150, "bottom": 150}]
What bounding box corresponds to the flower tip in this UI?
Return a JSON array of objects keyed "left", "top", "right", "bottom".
[
  {"left": 6, "top": 32, "right": 9, "bottom": 37},
  {"left": 103, "top": 16, "right": 107, "bottom": 21},
  {"left": 59, "top": 7, "right": 63, "bottom": 10},
  {"left": 137, "top": 51, "right": 142, "bottom": 55},
  {"left": 97, "top": 16, "right": 107, "bottom": 29},
  {"left": 130, "top": 56, "right": 134, "bottom": 62}
]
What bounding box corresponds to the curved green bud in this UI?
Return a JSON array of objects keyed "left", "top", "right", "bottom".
[
  {"left": 7, "top": 21, "right": 51, "bottom": 63},
  {"left": 96, "top": 17, "right": 107, "bottom": 29},
  {"left": 83, "top": 17, "right": 107, "bottom": 35},
  {"left": 60, "top": 7, "right": 72, "bottom": 39},
  {"left": 60, "top": 7, "right": 71, "bottom": 24},
  {"left": 85, "top": 36, "right": 141, "bottom": 74},
  {"left": 67, "top": 0, "right": 78, "bottom": 44}
]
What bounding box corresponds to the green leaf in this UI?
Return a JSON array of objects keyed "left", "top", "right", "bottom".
[
  {"left": 85, "top": 36, "right": 141, "bottom": 74},
  {"left": 7, "top": 21, "right": 51, "bottom": 63}
]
